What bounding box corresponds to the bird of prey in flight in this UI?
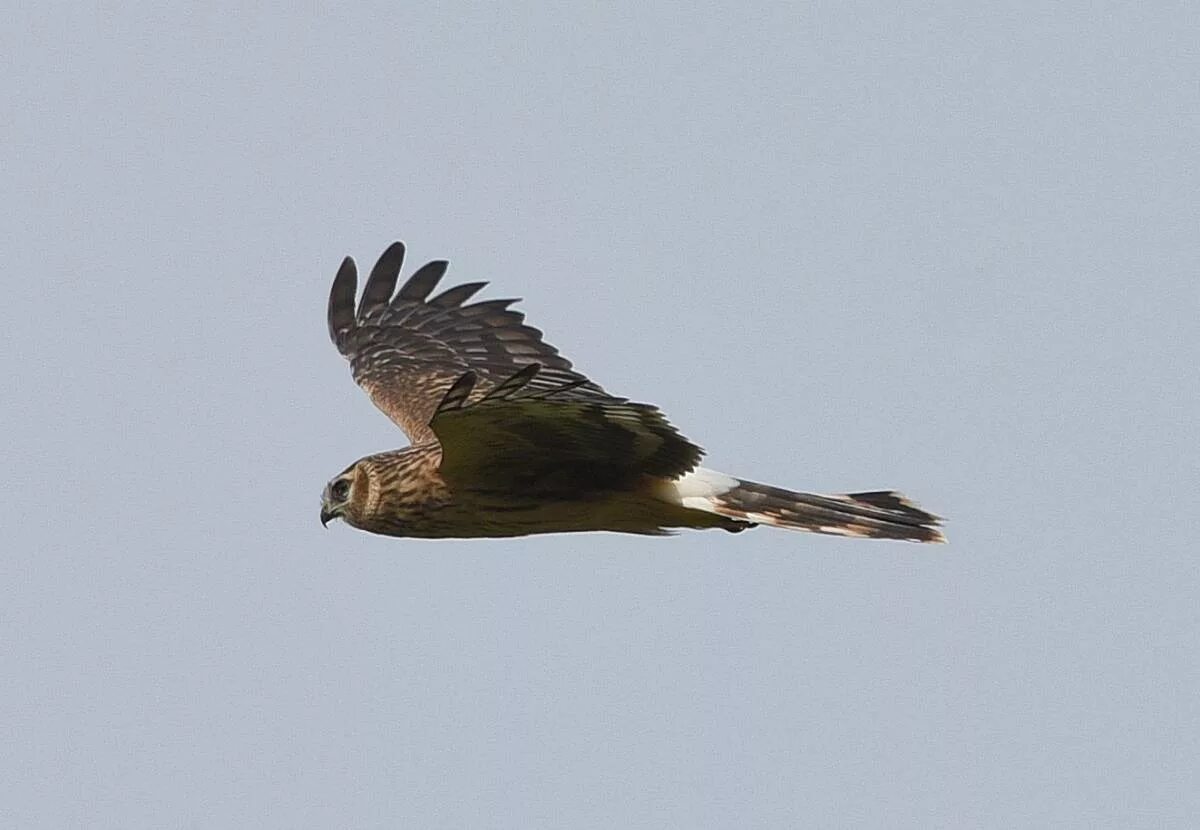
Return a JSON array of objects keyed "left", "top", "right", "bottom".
[{"left": 321, "top": 241, "right": 944, "bottom": 542}]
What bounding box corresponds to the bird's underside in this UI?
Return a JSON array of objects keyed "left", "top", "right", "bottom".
[{"left": 320, "top": 241, "right": 945, "bottom": 543}]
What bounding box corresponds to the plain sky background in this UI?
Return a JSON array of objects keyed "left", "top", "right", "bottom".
[{"left": 3, "top": 3, "right": 1198, "bottom": 828}]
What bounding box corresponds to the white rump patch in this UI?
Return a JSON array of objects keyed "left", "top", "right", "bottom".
[{"left": 669, "top": 467, "right": 738, "bottom": 509}]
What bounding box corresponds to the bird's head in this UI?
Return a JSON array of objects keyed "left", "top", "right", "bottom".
[
  {"left": 320, "top": 460, "right": 370, "bottom": 528},
  {"left": 321, "top": 447, "right": 449, "bottom": 535}
]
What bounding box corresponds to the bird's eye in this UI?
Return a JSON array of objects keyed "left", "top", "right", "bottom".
[{"left": 331, "top": 480, "right": 351, "bottom": 501}]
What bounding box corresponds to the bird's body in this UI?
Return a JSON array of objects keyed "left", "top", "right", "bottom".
[
  {"left": 326, "top": 444, "right": 745, "bottom": 538},
  {"left": 320, "top": 241, "right": 945, "bottom": 543}
]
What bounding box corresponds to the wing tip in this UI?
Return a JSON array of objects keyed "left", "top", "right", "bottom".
[
  {"left": 328, "top": 255, "right": 359, "bottom": 349},
  {"left": 357, "top": 241, "right": 407, "bottom": 318},
  {"left": 398, "top": 259, "right": 450, "bottom": 302}
]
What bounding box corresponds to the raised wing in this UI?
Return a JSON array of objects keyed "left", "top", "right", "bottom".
[
  {"left": 328, "top": 241, "right": 613, "bottom": 444},
  {"left": 429, "top": 366, "right": 704, "bottom": 496}
]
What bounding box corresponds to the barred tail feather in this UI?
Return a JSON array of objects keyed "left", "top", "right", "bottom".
[{"left": 670, "top": 468, "right": 945, "bottom": 543}]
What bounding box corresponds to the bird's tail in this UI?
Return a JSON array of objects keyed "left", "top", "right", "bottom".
[{"left": 669, "top": 468, "right": 945, "bottom": 543}]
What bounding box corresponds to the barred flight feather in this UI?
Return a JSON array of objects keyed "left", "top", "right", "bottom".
[{"left": 670, "top": 468, "right": 944, "bottom": 543}]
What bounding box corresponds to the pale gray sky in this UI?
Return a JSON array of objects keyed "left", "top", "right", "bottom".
[{"left": 3, "top": 4, "right": 1198, "bottom": 828}]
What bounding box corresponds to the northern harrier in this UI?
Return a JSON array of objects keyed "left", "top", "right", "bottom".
[{"left": 321, "top": 241, "right": 944, "bottom": 542}]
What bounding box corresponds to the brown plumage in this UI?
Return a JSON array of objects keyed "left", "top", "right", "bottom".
[{"left": 320, "top": 241, "right": 945, "bottom": 543}]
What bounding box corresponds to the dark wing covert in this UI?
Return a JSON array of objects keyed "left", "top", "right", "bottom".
[{"left": 430, "top": 365, "right": 704, "bottom": 494}]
